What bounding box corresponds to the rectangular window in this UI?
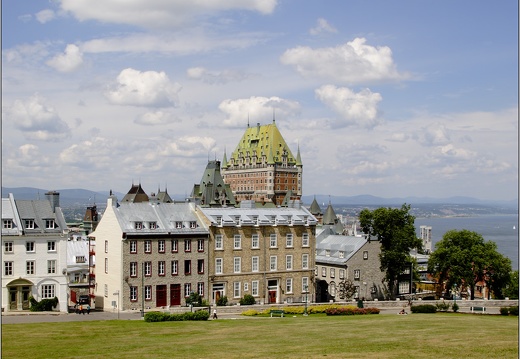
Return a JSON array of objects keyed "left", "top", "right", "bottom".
[
  {"left": 302, "top": 233, "right": 309, "bottom": 247},
  {"left": 130, "top": 286, "right": 138, "bottom": 301},
  {"left": 363, "top": 251, "right": 368, "bottom": 260},
  {"left": 270, "top": 256, "right": 277, "bottom": 271},
  {"left": 158, "top": 261, "right": 165, "bottom": 276},
  {"left": 286, "top": 255, "right": 293, "bottom": 270},
  {"left": 47, "top": 241, "right": 56, "bottom": 252},
  {"left": 42, "top": 284, "right": 55, "bottom": 299},
  {"left": 252, "top": 256, "right": 259, "bottom": 272},
  {"left": 135, "top": 221, "right": 143, "bottom": 230},
  {"left": 215, "top": 235, "right": 223, "bottom": 250},
  {"left": 215, "top": 258, "right": 223, "bottom": 274},
  {"left": 149, "top": 221, "right": 157, "bottom": 230},
  {"left": 197, "top": 282, "right": 204, "bottom": 297},
  {"left": 130, "top": 262, "right": 137, "bottom": 277},
  {"left": 184, "top": 260, "right": 191, "bottom": 275},
  {"left": 158, "top": 240, "right": 165, "bottom": 253},
  {"left": 190, "top": 221, "right": 197, "bottom": 229},
  {"left": 26, "top": 241, "right": 35, "bottom": 252},
  {"left": 216, "top": 216, "right": 222, "bottom": 226},
  {"left": 45, "top": 219, "right": 55, "bottom": 229},
  {"left": 176, "top": 221, "right": 183, "bottom": 229},
  {"left": 184, "top": 283, "right": 191, "bottom": 297},
  {"left": 233, "top": 282, "right": 241, "bottom": 298},
  {"left": 251, "top": 234, "right": 259, "bottom": 249},
  {"left": 286, "top": 278, "right": 293, "bottom": 294},
  {"left": 76, "top": 256, "right": 86, "bottom": 263},
  {"left": 244, "top": 282, "right": 249, "bottom": 292},
  {"left": 197, "top": 259, "right": 204, "bottom": 274},
  {"left": 339, "top": 269, "right": 345, "bottom": 280},
  {"left": 234, "top": 257, "right": 241, "bottom": 273},
  {"left": 4, "top": 241, "right": 13, "bottom": 253},
  {"left": 302, "top": 277, "right": 309, "bottom": 292},
  {"left": 105, "top": 258, "right": 108, "bottom": 274},
  {"left": 3, "top": 219, "right": 13, "bottom": 229},
  {"left": 130, "top": 241, "right": 137, "bottom": 253},
  {"left": 252, "top": 281, "right": 259, "bottom": 296},
  {"left": 25, "top": 219, "right": 35, "bottom": 229},
  {"left": 145, "top": 285, "right": 152, "bottom": 300},
  {"left": 144, "top": 240, "right": 151, "bottom": 253},
  {"left": 399, "top": 281, "right": 409, "bottom": 295},
  {"left": 330, "top": 268, "right": 335, "bottom": 278},
  {"left": 197, "top": 239, "right": 204, "bottom": 252},
  {"left": 302, "top": 254, "right": 309, "bottom": 269},
  {"left": 104, "top": 284, "right": 108, "bottom": 298},
  {"left": 286, "top": 233, "right": 293, "bottom": 247},
  {"left": 144, "top": 261, "right": 152, "bottom": 276},
  {"left": 270, "top": 234, "right": 277, "bottom": 248},
  {"left": 339, "top": 251, "right": 344, "bottom": 258},
  {"left": 105, "top": 240, "right": 108, "bottom": 253},
  {"left": 321, "top": 267, "right": 326, "bottom": 277},
  {"left": 354, "top": 269, "right": 360, "bottom": 280},
  {"left": 171, "top": 260, "right": 178, "bottom": 275},
  {"left": 184, "top": 240, "right": 191, "bottom": 252},
  {"left": 233, "top": 235, "right": 241, "bottom": 249},
  {"left": 171, "top": 239, "right": 178, "bottom": 253},
  {"left": 4, "top": 261, "right": 13, "bottom": 275},
  {"left": 48, "top": 260, "right": 56, "bottom": 274},
  {"left": 26, "top": 261, "right": 35, "bottom": 275}
]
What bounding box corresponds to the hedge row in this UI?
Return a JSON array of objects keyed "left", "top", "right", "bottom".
[
  {"left": 144, "top": 310, "right": 209, "bottom": 322},
  {"left": 29, "top": 296, "right": 59, "bottom": 312},
  {"left": 410, "top": 304, "right": 437, "bottom": 313},
  {"left": 499, "top": 306, "right": 519, "bottom": 316},
  {"left": 242, "top": 304, "right": 379, "bottom": 316},
  {"left": 325, "top": 307, "right": 380, "bottom": 315}
]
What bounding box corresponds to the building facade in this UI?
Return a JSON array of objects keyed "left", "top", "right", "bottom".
[
  {"left": 198, "top": 200, "right": 317, "bottom": 305},
  {"left": 221, "top": 121, "right": 302, "bottom": 206},
  {"left": 88, "top": 188, "right": 209, "bottom": 312},
  {"left": 1, "top": 192, "right": 69, "bottom": 312}
]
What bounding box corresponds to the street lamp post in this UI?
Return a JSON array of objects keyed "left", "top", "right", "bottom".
[{"left": 303, "top": 285, "right": 308, "bottom": 316}]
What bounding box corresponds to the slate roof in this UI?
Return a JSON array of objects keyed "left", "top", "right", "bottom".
[
  {"left": 191, "top": 160, "right": 236, "bottom": 207},
  {"left": 14, "top": 197, "right": 67, "bottom": 234},
  {"left": 1, "top": 194, "right": 23, "bottom": 236},
  {"left": 315, "top": 234, "right": 367, "bottom": 265}
]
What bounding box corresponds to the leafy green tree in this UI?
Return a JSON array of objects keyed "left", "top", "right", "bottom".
[
  {"left": 427, "top": 229, "right": 512, "bottom": 300},
  {"left": 359, "top": 204, "right": 422, "bottom": 299},
  {"left": 502, "top": 270, "right": 518, "bottom": 300}
]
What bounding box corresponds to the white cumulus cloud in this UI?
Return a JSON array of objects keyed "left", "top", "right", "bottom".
[
  {"left": 105, "top": 68, "right": 181, "bottom": 107},
  {"left": 315, "top": 85, "right": 382, "bottom": 128},
  {"left": 134, "top": 111, "right": 181, "bottom": 126},
  {"left": 219, "top": 96, "right": 301, "bottom": 127},
  {"left": 159, "top": 136, "right": 217, "bottom": 157},
  {"left": 281, "top": 38, "right": 410, "bottom": 84},
  {"left": 46, "top": 44, "right": 83, "bottom": 72},
  {"left": 5, "top": 94, "right": 71, "bottom": 141}
]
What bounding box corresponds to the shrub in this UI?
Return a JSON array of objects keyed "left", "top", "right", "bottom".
[
  {"left": 144, "top": 310, "right": 209, "bottom": 322},
  {"left": 216, "top": 296, "right": 228, "bottom": 306},
  {"left": 500, "top": 306, "right": 519, "bottom": 316},
  {"left": 325, "top": 306, "right": 380, "bottom": 316},
  {"left": 186, "top": 292, "right": 203, "bottom": 307},
  {"left": 239, "top": 294, "right": 256, "bottom": 306},
  {"left": 435, "top": 301, "right": 450, "bottom": 312},
  {"left": 452, "top": 302, "right": 459, "bottom": 313},
  {"left": 241, "top": 309, "right": 260, "bottom": 316},
  {"left": 500, "top": 307, "right": 509, "bottom": 316},
  {"left": 29, "top": 296, "right": 59, "bottom": 312},
  {"left": 410, "top": 304, "right": 436, "bottom": 313}
]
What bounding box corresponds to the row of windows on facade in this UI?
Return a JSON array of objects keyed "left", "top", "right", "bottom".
[
  {"left": 123, "top": 276, "right": 311, "bottom": 302},
  {"left": 225, "top": 172, "right": 301, "bottom": 178},
  {"left": 230, "top": 178, "right": 299, "bottom": 185},
  {"left": 4, "top": 240, "right": 56, "bottom": 253},
  {"left": 317, "top": 266, "right": 363, "bottom": 281},
  {"left": 133, "top": 221, "right": 197, "bottom": 230},
  {"left": 327, "top": 282, "right": 377, "bottom": 299},
  {"left": 116, "top": 254, "right": 311, "bottom": 277},
  {"left": 235, "top": 185, "right": 299, "bottom": 192},
  {"left": 324, "top": 250, "right": 369, "bottom": 259},
  {"left": 4, "top": 260, "right": 59, "bottom": 276},
  {"left": 214, "top": 216, "right": 310, "bottom": 226},
  {"left": 124, "top": 234, "right": 309, "bottom": 254},
  {"left": 3, "top": 219, "right": 57, "bottom": 230}
]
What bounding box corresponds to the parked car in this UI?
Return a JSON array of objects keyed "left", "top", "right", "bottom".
[{"left": 78, "top": 295, "right": 90, "bottom": 305}]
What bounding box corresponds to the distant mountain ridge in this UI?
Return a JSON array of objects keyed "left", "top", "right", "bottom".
[{"left": 3, "top": 187, "right": 517, "bottom": 209}]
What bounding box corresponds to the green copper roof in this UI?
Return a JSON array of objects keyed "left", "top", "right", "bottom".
[{"left": 227, "top": 121, "right": 299, "bottom": 166}]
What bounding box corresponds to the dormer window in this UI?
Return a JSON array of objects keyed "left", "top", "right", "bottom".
[
  {"left": 135, "top": 222, "right": 143, "bottom": 230},
  {"left": 45, "top": 220, "right": 55, "bottom": 229},
  {"left": 76, "top": 256, "right": 86, "bottom": 263},
  {"left": 216, "top": 216, "right": 222, "bottom": 226},
  {"left": 3, "top": 219, "right": 13, "bottom": 229},
  {"left": 325, "top": 250, "right": 330, "bottom": 257},
  {"left": 235, "top": 216, "right": 240, "bottom": 224},
  {"left": 24, "top": 219, "right": 35, "bottom": 229},
  {"left": 190, "top": 221, "right": 197, "bottom": 229},
  {"left": 176, "top": 221, "right": 183, "bottom": 229},
  {"left": 253, "top": 216, "right": 258, "bottom": 225},
  {"left": 339, "top": 251, "right": 344, "bottom": 259},
  {"left": 149, "top": 222, "right": 157, "bottom": 230}
]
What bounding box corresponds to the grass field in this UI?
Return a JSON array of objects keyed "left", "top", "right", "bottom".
[{"left": 2, "top": 314, "right": 518, "bottom": 358}]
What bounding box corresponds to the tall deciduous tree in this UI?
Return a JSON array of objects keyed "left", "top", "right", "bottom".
[
  {"left": 427, "top": 229, "right": 512, "bottom": 300},
  {"left": 359, "top": 204, "right": 422, "bottom": 299}
]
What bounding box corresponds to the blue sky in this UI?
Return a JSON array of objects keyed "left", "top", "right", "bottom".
[{"left": 2, "top": 0, "right": 518, "bottom": 201}]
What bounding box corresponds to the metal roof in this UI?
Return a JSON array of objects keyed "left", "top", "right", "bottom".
[{"left": 316, "top": 234, "right": 368, "bottom": 265}]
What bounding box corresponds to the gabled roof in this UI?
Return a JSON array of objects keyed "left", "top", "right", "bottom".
[
  {"left": 14, "top": 197, "right": 68, "bottom": 234},
  {"left": 315, "top": 235, "right": 368, "bottom": 265},
  {"left": 226, "top": 121, "right": 300, "bottom": 166},
  {"left": 191, "top": 160, "right": 236, "bottom": 207},
  {"left": 122, "top": 183, "right": 149, "bottom": 203},
  {"left": 1, "top": 194, "right": 23, "bottom": 236}
]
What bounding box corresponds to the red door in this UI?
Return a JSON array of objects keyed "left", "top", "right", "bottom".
[
  {"left": 156, "top": 285, "right": 167, "bottom": 307},
  {"left": 170, "top": 284, "right": 181, "bottom": 306},
  {"left": 268, "top": 290, "right": 277, "bottom": 304}
]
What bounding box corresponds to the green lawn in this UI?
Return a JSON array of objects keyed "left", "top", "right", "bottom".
[{"left": 2, "top": 314, "right": 518, "bottom": 358}]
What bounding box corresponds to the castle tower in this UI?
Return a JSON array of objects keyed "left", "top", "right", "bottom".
[{"left": 221, "top": 120, "right": 302, "bottom": 206}]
